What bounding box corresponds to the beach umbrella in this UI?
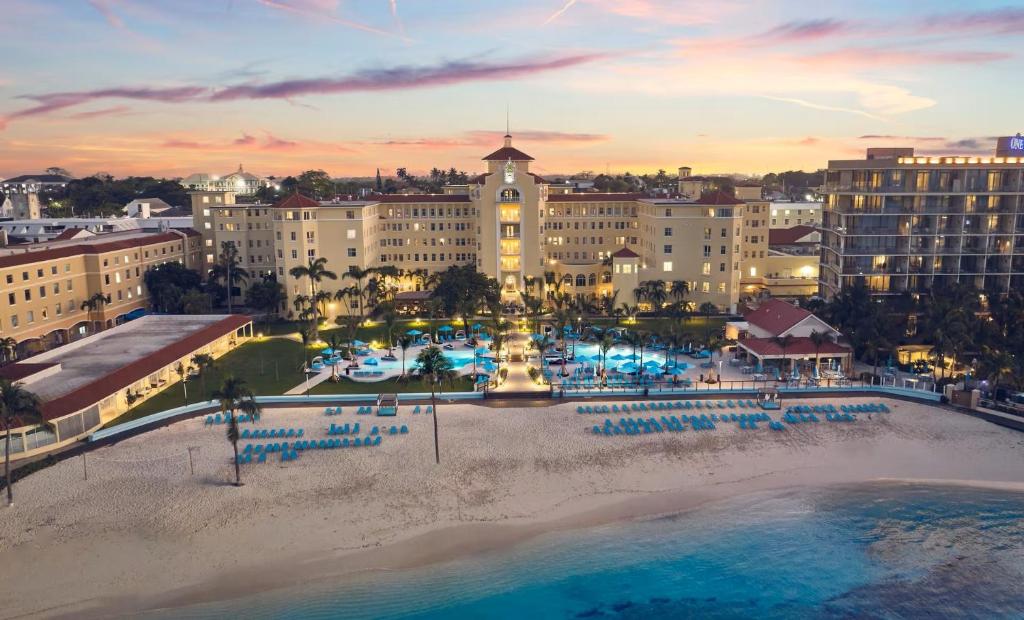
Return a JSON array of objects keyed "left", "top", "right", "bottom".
[
  {"left": 530, "top": 333, "right": 545, "bottom": 341},
  {"left": 475, "top": 346, "right": 490, "bottom": 356},
  {"left": 619, "top": 362, "right": 639, "bottom": 373},
  {"left": 483, "top": 361, "right": 498, "bottom": 372},
  {"left": 438, "top": 325, "right": 454, "bottom": 332},
  {"left": 321, "top": 347, "right": 334, "bottom": 356},
  {"left": 352, "top": 339, "right": 367, "bottom": 347},
  {"left": 472, "top": 322, "right": 484, "bottom": 330},
  {"left": 609, "top": 353, "right": 626, "bottom": 361},
  {"left": 405, "top": 329, "right": 423, "bottom": 336},
  {"left": 644, "top": 360, "right": 662, "bottom": 368},
  {"left": 666, "top": 367, "right": 685, "bottom": 376}
]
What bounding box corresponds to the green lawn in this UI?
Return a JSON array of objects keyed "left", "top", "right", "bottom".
[
  {"left": 589, "top": 316, "right": 728, "bottom": 337},
  {"left": 308, "top": 375, "right": 475, "bottom": 395},
  {"left": 107, "top": 337, "right": 310, "bottom": 426}
]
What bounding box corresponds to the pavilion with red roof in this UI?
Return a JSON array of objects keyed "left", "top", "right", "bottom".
[{"left": 729, "top": 298, "right": 851, "bottom": 377}]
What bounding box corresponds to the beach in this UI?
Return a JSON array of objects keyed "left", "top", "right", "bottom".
[{"left": 1, "top": 397, "right": 1023, "bottom": 619}]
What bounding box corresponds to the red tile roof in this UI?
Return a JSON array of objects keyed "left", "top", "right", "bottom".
[
  {"left": 611, "top": 247, "right": 639, "bottom": 258},
  {"left": 694, "top": 191, "right": 744, "bottom": 205},
  {"left": 482, "top": 146, "right": 534, "bottom": 161},
  {"left": 768, "top": 225, "right": 817, "bottom": 245},
  {"left": 0, "top": 232, "right": 189, "bottom": 270},
  {"left": 528, "top": 172, "right": 547, "bottom": 184},
  {"left": 743, "top": 298, "right": 814, "bottom": 335},
  {"left": 37, "top": 315, "right": 252, "bottom": 423},
  {"left": 0, "top": 362, "right": 59, "bottom": 383},
  {"left": 376, "top": 194, "right": 471, "bottom": 203},
  {"left": 546, "top": 193, "right": 641, "bottom": 202},
  {"left": 271, "top": 192, "right": 320, "bottom": 210},
  {"left": 737, "top": 336, "right": 849, "bottom": 357}
]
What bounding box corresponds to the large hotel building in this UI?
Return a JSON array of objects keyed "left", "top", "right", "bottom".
[
  {"left": 821, "top": 137, "right": 1024, "bottom": 298},
  {"left": 193, "top": 135, "right": 818, "bottom": 317}
]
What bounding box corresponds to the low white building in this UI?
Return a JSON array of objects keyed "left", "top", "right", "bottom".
[{"left": 180, "top": 165, "right": 274, "bottom": 195}]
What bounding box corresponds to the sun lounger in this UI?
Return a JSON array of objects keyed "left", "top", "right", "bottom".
[{"left": 400, "top": 425, "right": 408, "bottom": 433}]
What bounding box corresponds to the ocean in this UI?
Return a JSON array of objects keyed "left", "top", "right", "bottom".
[{"left": 149, "top": 483, "right": 1024, "bottom": 619}]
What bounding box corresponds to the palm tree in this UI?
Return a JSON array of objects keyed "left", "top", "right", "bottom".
[
  {"left": 863, "top": 334, "right": 890, "bottom": 383},
  {"left": 808, "top": 330, "right": 829, "bottom": 374},
  {"left": 80, "top": 292, "right": 111, "bottom": 333},
  {"left": 644, "top": 280, "right": 668, "bottom": 313},
  {"left": 0, "top": 337, "right": 17, "bottom": 364},
  {"left": 599, "top": 333, "right": 615, "bottom": 377},
  {"left": 174, "top": 362, "right": 190, "bottom": 406},
  {"left": 211, "top": 241, "right": 249, "bottom": 314},
  {"left": 297, "top": 326, "right": 313, "bottom": 370},
  {"left": 378, "top": 304, "right": 398, "bottom": 354},
  {"left": 1, "top": 379, "right": 43, "bottom": 506},
  {"left": 773, "top": 334, "right": 795, "bottom": 379},
  {"left": 190, "top": 353, "right": 215, "bottom": 401},
  {"left": 210, "top": 376, "right": 261, "bottom": 486},
  {"left": 415, "top": 346, "right": 456, "bottom": 464},
  {"left": 342, "top": 266, "right": 374, "bottom": 324},
  {"left": 289, "top": 257, "right": 338, "bottom": 341},
  {"left": 669, "top": 280, "right": 689, "bottom": 306},
  {"left": 978, "top": 346, "right": 1015, "bottom": 399},
  {"left": 397, "top": 335, "right": 413, "bottom": 378},
  {"left": 698, "top": 302, "right": 717, "bottom": 343}
]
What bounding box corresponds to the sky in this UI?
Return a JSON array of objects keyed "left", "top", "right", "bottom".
[{"left": 0, "top": 0, "right": 1022, "bottom": 179}]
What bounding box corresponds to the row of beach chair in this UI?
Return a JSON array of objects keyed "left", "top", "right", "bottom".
[
  {"left": 841, "top": 403, "right": 889, "bottom": 413},
  {"left": 352, "top": 370, "right": 386, "bottom": 377},
  {"left": 241, "top": 427, "right": 303, "bottom": 439},
  {"left": 205, "top": 412, "right": 259, "bottom": 425},
  {"left": 577, "top": 399, "right": 761, "bottom": 415},
  {"left": 827, "top": 413, "right": 857, "bottom": 422},
  {"left": 411, "top": 405, "right": 434, "bottom": 414}
]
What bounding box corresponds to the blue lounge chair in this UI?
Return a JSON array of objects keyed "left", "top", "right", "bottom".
[
  {"left": 374, "top": 436, "right": 382, "bottom": 446},
  {"left": 426, "top": 406, "right": 433, "bottom": 414},
  {"left": 257, "top": 452, "right": 266, "bottom": 463},
  {"left": 354, "top": 437, "right": 362, "bottom": 447},
  {"left": 389, "top": 426, "right": 398, "bottom": 435},
  {"left": 400, "top": 425, "right": 408, "bottom": 433}
]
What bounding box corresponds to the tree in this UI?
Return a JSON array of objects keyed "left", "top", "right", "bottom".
[
  {"left": 0, "top": 337, "right": 17, "bottom": 364},
  {"left": 0, "top": 379, "right": 43, "bottom": 506},
  {"left": 181, "top": 290, "right": 213, "bottom": 315},
  {"left": 244, "top": 277, "right": 287, "bottom": 329},
  {"left": 430, "top": 264, "right": 500, "bottom": 318},
  {"left": 298, "top": 326, "right": 313, "bottom": 370},
  {"left": 397, "top": 335, "right": 413, "bottom": 378},
  {"left": 415, "top": 346, "right": 456, "bottom": 464},
  {"left": 294, "top": 170, "right": 335, "bottom": 200},
  {"left": 210, "top": 241, "right": 249, "bottom": 314},
  {"left": 174, "top": 362, "right": 190, "bottom": 406},
  {"left": 773, "top": 334, "right": 795, "bottom": 379},
  {"left": 80, "top": 293, "right": 111, "bottom": 333},
  {"left": 290, "top": 257, "right": 338, "bottom": 341},
  {"left": 143, "top": 262, "right": 204, "bottom": 313},
  {"left": 698, "top": 302, "right": 717, "bottom": 343},
  {"left": 808, "top": 330, "right": 829, "bottom": 373},
  {"left": 599, "top": 333, "right": 615, "bottom": 378},
  {"left": 190, "top": 353, "right": 215, "bottom": 400},
  {"left": 210, "top": 376, "right": 261, "bottom": 487}
]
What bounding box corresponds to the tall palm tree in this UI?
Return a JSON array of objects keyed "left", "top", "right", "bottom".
[
  {"left": 297, "top": 326, "right": 313, "bottom": 370},
  {"left": 644, "top": 280, "right": 668, "bottom": 313},
  {"left": 863, "top": 334, "right": 890, "bottom": 382},
  {"left": 669, "top": 280, "right": 689, "bottom": 306},
  {"left": 1, "top": 379, "right": 43, "bottom": 506},
  {"left": 0, "top": 337, "right": 17, "bottom": 364},
  {"left": 599, "top": 333, "right": 615, "bottom": 378},
  {"left": 808, "top": 330, "right": 829, "bottom": 374},
  {"left": 773, "top": 334, "right": 795, "bottom": 379},
  {"left": 698, "top": 302, "right": 717, "bottom": 343},
  {"left": 80, "top": 292, "right": 111, "bottom": 333},
  {"left": 174, "top": 362, "right": 190, "bottom": 406},
  {"left": 978, "top": 345, "right": 1015, "bottom": 398},
  {"left": 397, "top": 335, "right": 413, "bottom": 378},
  {"left": 289, "top": 257, "right": 338, "bottom": 341},
  {"left": 190, "top": 353, "right": 215, "bottom": 401},
  {"left": 212, "top": 241, "right": 250, "bottom": 314},
  {"left": 415, "top": 346, "right": 456, "bottom": 464},
  {"left": 342, "top": 266, "right": 374, "bottom": 324},
  {"left": 210, "top": 376, "right": 261, "bottom": 486}
]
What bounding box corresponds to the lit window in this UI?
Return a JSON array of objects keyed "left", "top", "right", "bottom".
[{"left": 662, "top": 261, "right": 673, "bottom": 272}]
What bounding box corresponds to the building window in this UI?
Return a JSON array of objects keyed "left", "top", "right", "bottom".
[
  {"left": 347, "top": 229, "right": 356, "bottom": 239},
  {"left": 347, "top": 248, "right": 357, "bottom": 257},
  {"left": 663, "top": 244, "right": 672, "bottom": 254},
  {"left": 663, "top": 261, "right": 673, "bottom": 272},
  {"left": 664, "top": 227, "right": 672, "bottom": 237}
]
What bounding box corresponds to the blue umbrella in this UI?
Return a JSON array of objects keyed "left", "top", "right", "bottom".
[
  {"left": 320, "top": 347, "right": 334, "bottom": 356},
  {"left": 619, "top": 362, "right": 639, "bottom": 373},
  {"left": 438, "top": 325, "right": 454, "bottom": 332},
  {"left": 531, "top": 333, "right": 545, "bottom": 341},
  {"left": 644, "top": 360, "right": 662, "bottom": 368},
  {"left": 472, "top": 322, "right": 484, "bottom": 330},
  {"left": 475, "top": 346, "right": 490, "bottom": 355},
  {"left": 405, "top": 329, "right": 423, "bottom": 336},
  {"left": 352, "top": 339, "right": 367, "bottom": 347},
  {"left": 609, "top": 353, "right": 627, "bottom": 361},
  {"left": 483, "top": 361, "right": 498, "bottom": 372},
  {"left": 666, "top": 367, "right": 685, "bottom": 376}
]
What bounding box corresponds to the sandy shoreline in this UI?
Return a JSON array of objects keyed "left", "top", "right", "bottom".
[{"left": 2, "top": 397, "right": 1023, "bottom": 619}]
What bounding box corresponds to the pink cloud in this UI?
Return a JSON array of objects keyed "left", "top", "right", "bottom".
[
  {"left": 209, "top": 54, "right": 606, "bottom": 101},
  {"left": 754, "top": 19, "right": 854, "bottom": 44},
  {"left": 10, "top": 85, "right": 207, "bottom": 121},
  {"left": 919, "top": 7, "right": 1024, "bottom": 35},
  {"left": 233, "top": 134, "right": 257, "bottom": 146},
  {"left": 800, "top": 47, "right": 1010, "bottom": 69},
  {"left": 87, "top": 0, "right": 124, "bottom": 29},
  {"left": 370, "top": 129, "right": 609, "bottom": 150}
]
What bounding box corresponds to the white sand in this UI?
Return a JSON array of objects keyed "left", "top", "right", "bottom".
[{"left": 1, "top": 397, "right": 1023, "bottom": 619}]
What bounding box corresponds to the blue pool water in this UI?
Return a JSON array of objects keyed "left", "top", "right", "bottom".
[{"left": 150, "top": 484, "right": 1024, "bottom": 619}]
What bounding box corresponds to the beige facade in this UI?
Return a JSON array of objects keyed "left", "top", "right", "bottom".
[
  {"left": 0, "top": 230, "right": 202, "bottom": 353},
  {"left": 194, "top": 136, "right": 787, "bottom": 315}
]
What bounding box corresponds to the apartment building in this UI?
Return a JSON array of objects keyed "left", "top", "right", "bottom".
[
  {"left": 820, "top": 140, "right": 1024, "bottom": 298},
  {"left": 0, "top": 229, "right": 202, "bottom": 355},
  {"left": 195, "top": 135, "right": 788, "bottom": 315}
]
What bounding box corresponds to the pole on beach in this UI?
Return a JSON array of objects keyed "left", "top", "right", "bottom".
[
  {"left": 82, "top": 453, "right": 88, "bottom": 481},
  {"left": 187, "top": 446, "right": 198, "bottom": 476}
]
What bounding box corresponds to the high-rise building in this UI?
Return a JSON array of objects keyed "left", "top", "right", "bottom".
[
  {"left": 820, "top": 140, "right": 1024, "bottom": 298},
  {"left": 195, "top": 135, "right": 787, "bottom": 317}
]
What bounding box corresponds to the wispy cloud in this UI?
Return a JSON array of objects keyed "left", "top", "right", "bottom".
[
  {"left": 257, "top": 0, "right": 406, "bottom": 40},
  {"left": 87, "top": 0, "right": 124, "bottom": 29},
  {"left": 919, "top": 7, "right": 1024, "bottom": 35},
  {"left": 162, "top": 131, "right": 322, "bottom": 152},
  {"left": 209, "top": 54, "right": 605, "bottom": 101},
  {"left": 9, "top": 86, "right": 207, "bottom": 121},
  {"left": 758, "top": 95, "right": 884, "bottom": 121},
  {"left": 754, "top": 19, "right": 854, "bottom": 44},
  {"left": 800, "top": 47, "right": 1010, "bottom": 69},
  {"left": 543, "top": 0, "right": 578, "bottom": 25},
  {"left": 67, "top": 105, "right": 133, "bottom": 120},
  {"left": 368, "top": 129, "right": 609, "bottom": 149}
]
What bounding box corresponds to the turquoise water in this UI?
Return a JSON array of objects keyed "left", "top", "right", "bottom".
[{"left": 150, "top": 484, "right": 1024, "bottom": 619}]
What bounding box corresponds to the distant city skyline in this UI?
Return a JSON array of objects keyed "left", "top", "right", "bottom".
[{"left": 1, "top": 0, "right": 1022, "bottom": 178}]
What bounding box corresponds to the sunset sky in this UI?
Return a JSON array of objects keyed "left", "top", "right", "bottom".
[{"left": 1, "top": 0, "right": 1021, "bottom": 180}]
